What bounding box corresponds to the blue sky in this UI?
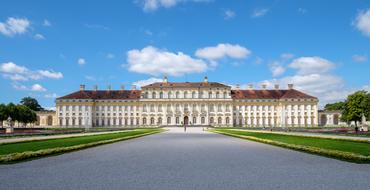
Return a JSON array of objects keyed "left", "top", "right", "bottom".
[{"left": 0, "top": 0, "right": 369, "bottom": 109}]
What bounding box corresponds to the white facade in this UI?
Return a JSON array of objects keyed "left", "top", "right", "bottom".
[{"left": 56, "top": 79, "right": 319, "bottom": 127}]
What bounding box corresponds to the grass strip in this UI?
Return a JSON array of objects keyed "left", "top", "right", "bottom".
[
  {"left": 211, "top": 129, "right": 370, "bottom": 163},
  {"left": 0, "top": 129, "right": 163, "bottom": 163}
]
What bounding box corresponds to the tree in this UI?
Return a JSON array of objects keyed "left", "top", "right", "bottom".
[
  {"left": 0, "top": 104, "right": 6, "bottom": 126},
  {"left": 324, "top": 101, "right": 345, "bottom": 111},
  {"left": 20, "top": 97, "right": 43, "bottom": 111},
  {"left": 342, "top": 90, "right": 368, "bottom": 127}
]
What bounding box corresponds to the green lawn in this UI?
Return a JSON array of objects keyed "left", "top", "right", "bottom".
[
  {"left": 211, "top": 129, "right": 370, "bottom": 162},
  {"left": 0, "top": 129, "right": 161, "bottom": 155}
]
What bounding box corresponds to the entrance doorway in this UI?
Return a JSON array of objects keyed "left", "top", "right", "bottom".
[{"left": 184, "top": 116, "right": 189, "bottom": 126}]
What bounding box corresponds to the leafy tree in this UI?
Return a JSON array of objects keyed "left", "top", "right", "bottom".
[
  {"left": 324, "top": 101, "right": 345, "bottom": 111},
  {"left": 20, "top": 97, "right": 44, "bottom": 111},
  {"left": 342, "top": 90, "right": 368, "bottom": 127}
]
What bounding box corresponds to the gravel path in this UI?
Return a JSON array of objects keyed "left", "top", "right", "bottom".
[{"left": 1, "top": 127, "right": 369, "bottom": 190}]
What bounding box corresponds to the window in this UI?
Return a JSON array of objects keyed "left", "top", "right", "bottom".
[
  {"left": 150, "top": 104, "right": 155, "bottom": 112},
  {"left": 210, "top": 117, "right": 214, "bottom": 124},
  {"left": 199, "top": 91, "right": 203, "bottom": 98},
  {"left": 193, "top": 117, "right": 197, "bottom": 124},
  {"left": 201, "top": 117, "right": 205, "bottom": 124},
  {"left": 167, "top": 104, "right": 171, "bottom": 112},
  {"left": 209, "top": 92, "right": 212, "bottom": 99},
  {"left": 143, "top": 118, "right": 147, "bottom": 125},
  {"left": 223, "top": 92, "right": 227, "bottom": 98},
  {"left": 145, "top": 92, "right": 149, "bottom": 98},
  {"left": 158, "top": 104, "right": 162, "bottom": 112},
  {"left": 158, "top": 117, "right": 162, "bottom": 125},
  {"left": 216, "top": 92, "right": 220, "bottom": 98},
  {"left": 210, "top": 104, "right": 215, "bottom": 112},
  {"left": 143, "top": 104, "right": 147, "bottom": 112},
  {"left": 226, "top": 117, "right": 230, "bottom": 124},
  {"left": 150, "top": 117, "right": 155, "bottom": 125},
  {"left": 192, "top": 104, "right": 197, "bottom": 112},
  {"left": 167, "top": 117, "right": 171, "bottom": 124},
  {"left": 168, "top": 92, "right": 172, "bottom": 99},
  {"left": 152, "top": 92, "right": 156, "bottom": 99},
  {"left": 159, "top": 92, "right": 163, "bottom": 99},
  {"left": 176, "top": 91, "right": 180, "bottom": 98},
  {"left": 217, "top": 104, "right": 222, "bottom": 112},
  {"left": 192, "top": 91, "right": 196, "bottom": 98},
  {"left": 176, "top": 117, "right": 179, "bottom": 124},
  {"left": 184, "top": 104, "right": 189, "bottom": 112},
  {"left": 218, "top": 117, "right": 222, "bottom": 124},
  {"left": 175, "top": 104, "right": 180, "bottom": 112},
  {"left": 184, "top": 91, "right": 188, "bottom": 98},
  {"left": 201, "top": 104, "right": 205, "bottom": 112}
]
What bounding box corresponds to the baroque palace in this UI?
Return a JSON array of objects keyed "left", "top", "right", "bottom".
[{"left": 56, "top": 77, "right": 318, "bottom": 127}]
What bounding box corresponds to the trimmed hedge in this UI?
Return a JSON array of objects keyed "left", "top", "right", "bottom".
[
  {"left": 211, "top": 129, "right": 370, "bottom": 163},
  {"left": 0, "top": 129, "right": 163, "bottom": 163}
]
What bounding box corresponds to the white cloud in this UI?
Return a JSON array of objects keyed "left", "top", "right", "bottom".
[
  {"left": 31, "top": 84, "right": 46, "bottom": 91},
  {"left": 224, "top": 10, "right": 236, "bottom": 20},
  {"left": 195, "top": 43, "right": 251, "bottom": 61},
  {"left": 269, "top": 62, "right": 285, "bottom": 77},
  {"left": 78, "top": 58, "right": 86, "bottom": 65},
  {"left": 12, "top": 83, "right": 28, "bottom": 90},
  {"left": 34, "top": 33, "right": 45, "bottom": 40},
  {"left": 106, "top": 53, "right": 115, "bottom": 59},
  {"left": 132, "top": 77, "right": 163, "bottom": 88},
  {"left": 298, "top": 8, "right": 307, "bottom": 14},
  {"left": 280, "top": 53, "right": 294, "bottom": 60},
  {"left": 85, "top": 75, "right": 96, "bottom": 81},
  {"left": 0, "top": 62, "right": 63, "bottom": 81},
  {"left": 252, "top": 8, "right": 269, "bottom": 18},
  {"left": 84, "top": 23, "right": 110, "bottom": 30},
  {"left": 43, "top": 19, "right": 51, "bottom": 26},
  {"left": 254, "top": 57, "right": 263, "bottom": 65},
  {"left": 126, "top": 46, "right": 208, "bottom": 76},
  {"left": 288, "top": 56, "right": 334, "bottom": 75},
  {"left": 354, "top": 8, "right": 370, "bottom": 37},
  {"left": 138, "top": 0, "right": 209, "bottom": 12},
  {"left": 37, "top": 70, "right": 63, "bottom": 79},
  {"left": 44, "top": 93, "right": 58, "bottom": 98},
  {"left": 0, "top": 17, "right": 30, "bottom": 37},
  {"left": 352, "top": 54, "right": 368, "bottom": 63}
]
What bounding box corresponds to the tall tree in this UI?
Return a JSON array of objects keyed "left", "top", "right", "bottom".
[
  {"left": 20, "top": 97, "right": 43, "bottom": 111},
  {"left": 343, "top": 90, "right": 368, "bottom": 127},
  {"left": 324, "top": 101, "right": 345, "bottom": 111}
]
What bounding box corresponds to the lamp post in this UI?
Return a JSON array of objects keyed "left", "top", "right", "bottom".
[{"left": 6, "top": 116, "right": 14, "bottom": 134}]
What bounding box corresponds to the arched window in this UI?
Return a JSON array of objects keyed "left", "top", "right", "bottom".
[
  {"left": 210, "top": 117, "right": 214, "bottom": 124},
  {"left": 143, "top": 118, "right": 147, "bottom": 125},
  {"left": 216, "top": 92, "right": 220, "bottom": 98},
  {"left": 226, "top": 117, "right": 230, "bottom": 124},
  {"left": 218, "top": 117, "right": 222, "bottom": 124},
  {"left": 209, "top": 91, "right": 212, "bottom": 99},
  {"left": 152, "top": 92, "right": 156, "bottom": 99},
  {"left": 159, "top": 92, "right": 163, "bottom": 99},
  {"left": 184, "top": 91, "right": 188, "bottom": 99},
  {"left": 158, "top": 117, "right": 162, "bottom": 125},
  {"left": 150, "top": 117, "right": 155, "bottom": 125},
  {"left": 145, "top": 92, "right": 149, "bottom": 98},
  {"left": 199, "top": 91, "right": 203, "bottom": 98},
  {"left": 176, "top": 91, "right": 180, "bottom": 98},
  {"left": 193, "top": 117, "right": 197, "bottom": 124},
  {"left": 167, "top": 117, "right": 171, "bottom": 124},
  {"left": 210, "top": 104, "right": 215, "bottom": 112},
  {"left": 223, "top": 92, "right": 227, "bottom": 98},
  {"left": 168, "top": 92, "right": 172, "bottom": 99},
  {"left": 201, "top": 117, "right": 205, "bottom": 124},
  {"left": 192, "top": 91, "right": 196, "bottom": 98}
]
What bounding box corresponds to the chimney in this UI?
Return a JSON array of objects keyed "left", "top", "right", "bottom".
[
  {"left": 288, "top": 84, "right": 294, "bottom": 89},
  {"left": 107, "top": 85, "right": 111, "bottom": 91},
  {"left": 204, "top": 76, "right": 208, "bottom": 83},
  {"left": 120, "top": 85, "right": 125, "bottom": 90},
  {"left": 261, "top": 84, "right": 267, "bottom": 90},
  {"left": 131, "top": 85, "right": 137, "bottom": 90},
  {"left": 163, "top": 75, "right": 168, "bottom": 83},
  {"left": 235, "top": 84, "right": 240, "bottom": 90},
  {"left": 247, "top": 84, "right": 253, "bottom": 90},
  {"left": 274, "top": 84, "right": 279, "bottom": 90},
  {"left": 80, "top": 84, "right": 85, "bottom": 91},
  {"left": 93, "top": 85, "right": 98, "bottom": 91}
]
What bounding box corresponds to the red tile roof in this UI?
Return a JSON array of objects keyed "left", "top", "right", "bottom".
[
  {"left": 142, "top": 82, "right": 229, "bottom": 88},
  {"left": 57, "top": 90, "right": 141, "bottom": 100},
  {"left": 231, "top": 89, "right": 317, "bottom": 99}
]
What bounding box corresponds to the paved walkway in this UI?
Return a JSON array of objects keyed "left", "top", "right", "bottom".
[
  {"left": 1, "top": 127, "right": 370, "bottom": 190},
  {"left": 0, "top": 130, "right": 133, "bottom": 144}
]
